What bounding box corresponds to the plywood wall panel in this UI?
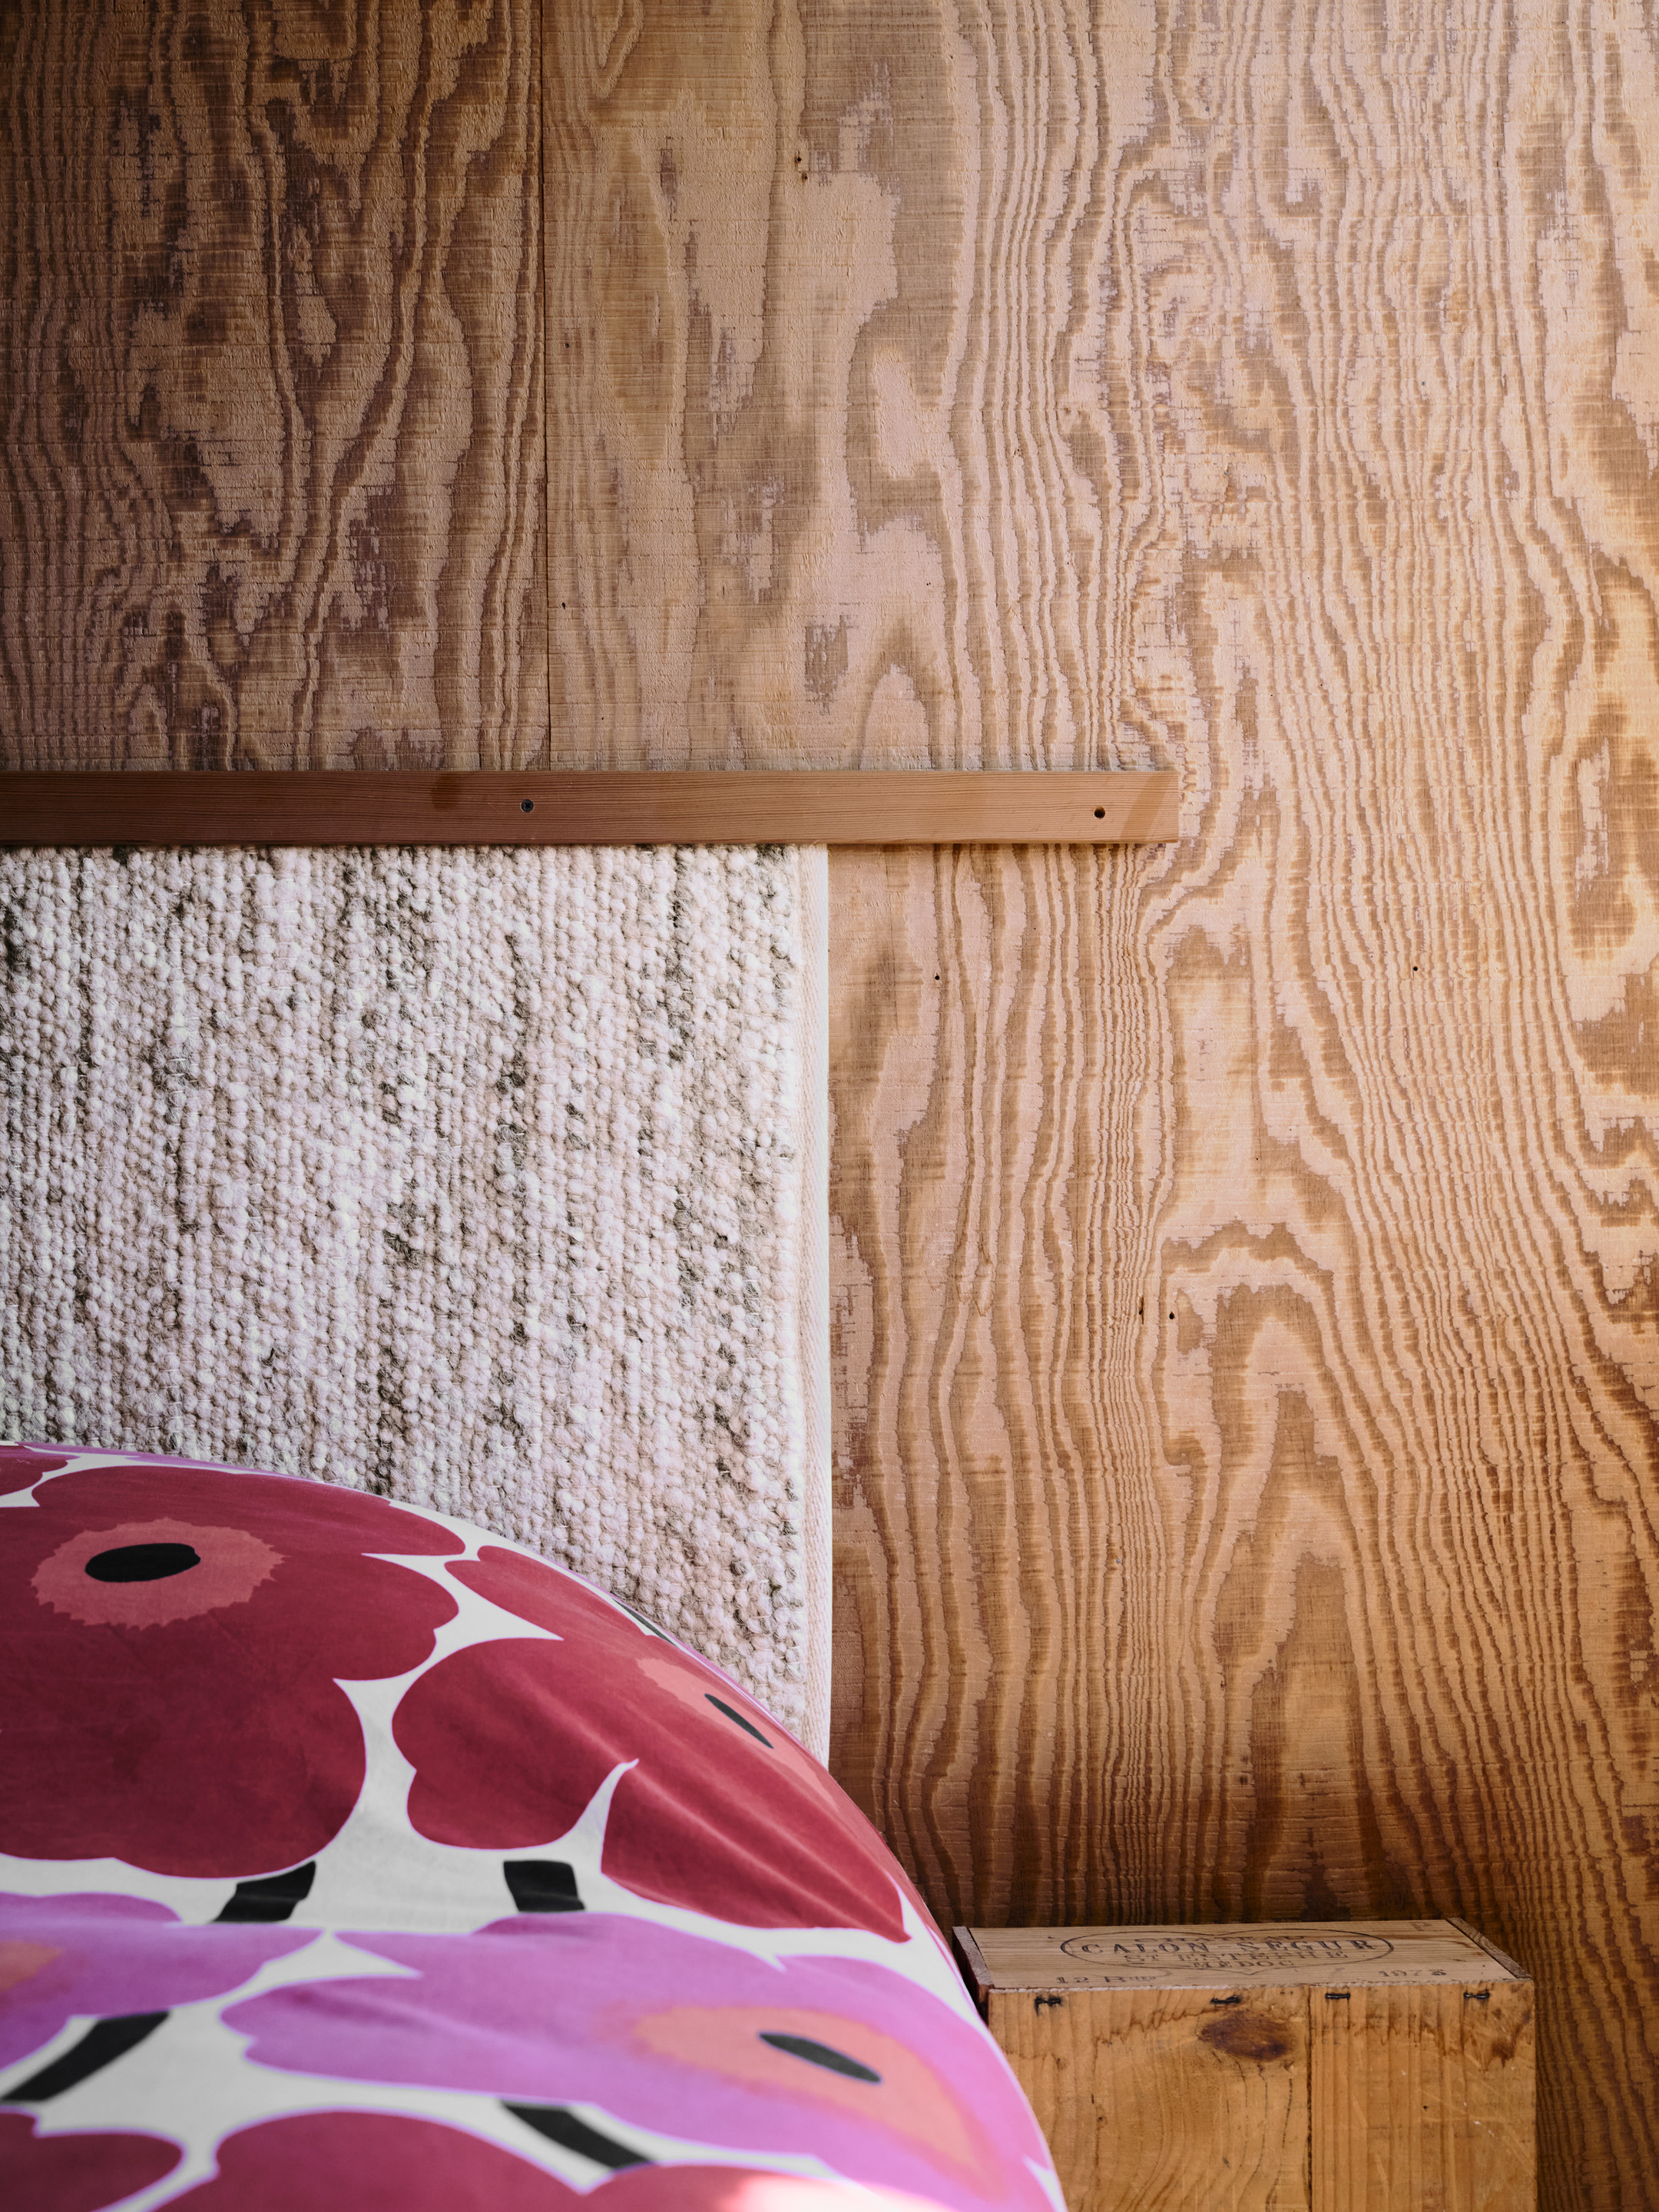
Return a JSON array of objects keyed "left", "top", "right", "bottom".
[
  {"left": 0, "top": 0, "right": 546, "bottom": 769},
  {"left": 542, "top": 0, "right": 1149, "bottom": 767},
  {"left": 7, "top": 2, "right": 1659, "bottom": 2204},
  {"left": 815, "top": 6, "right": 1659, "bottom": 2210}
]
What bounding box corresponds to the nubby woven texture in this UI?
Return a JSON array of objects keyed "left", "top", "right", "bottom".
[{"left": 0, "top": 845, "right": 829, "bottom": 1745}]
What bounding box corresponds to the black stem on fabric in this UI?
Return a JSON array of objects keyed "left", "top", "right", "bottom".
[
  {"left": 502, "top": 2105, "right": 650, "bottom": 2168},
  {"left": 503, "top": 1860, "right": 584, "bottom": 1913},
  {"left": 609, "top": 1598, "right": 677, "bottom": 1644},
  {"left": 704, "top": 1694, "right": 771, "bottom": 1747},
  {"left": 215, "top": 1862, "right": 316, "bottom": 1923},
  {"left": 3, "top": 2012, "right": 169, "bottom": 2101}
]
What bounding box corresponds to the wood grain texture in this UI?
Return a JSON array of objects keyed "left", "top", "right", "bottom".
[
  {"left": 991, "top": 1984, "right": 1310, "bottom": 2212},
  {"left": 961, "top": 1917, "right": 1527, "bottom": 1995},
  {"left": 0, "top": 767, "right": 1179, "bottom": 847},
  {"left": 966, "top": 1922, "right": 1532, "bottom": 2210},
  {"left": 817, "top": 5, "right": 1659, "bottom": 2212},
  {"left": 1310, "top": 1982, "right": 1535, "bottom": 2212},
  {"left": 542, "top": 0, "right": 1148, "bottom": 769},
  {"left": 0, "top": 0, "right": 546, "bottom": 769}
]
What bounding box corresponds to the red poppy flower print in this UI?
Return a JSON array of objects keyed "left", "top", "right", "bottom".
[
  {"left": 0, "top": 1445, "right": 69, "bottom": 1497},
  {"left": 594, "top": 2171, "right": 955, "bottom": 2211},
  {"left": 157, "top": 2118, "right": 952, "bottom": 2212},
  {"left": 157, "top": 2105, "right": 973, "bottom": 2212},
  {"left": 392, "top": 1549, "right": 918, "bottom": 1936},
  {"left": 0, "top": 2114, "right": 180, "bottom": 2212},
  {"left": 161, "top": 2114, "right": 581, "bottom": 2212},
  {"left": 0, "top": 1460, "right": 461, "bottom": 1877}
]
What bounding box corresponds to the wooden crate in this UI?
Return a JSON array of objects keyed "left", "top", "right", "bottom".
[{"left": 957, "top": 1921, "right": 1534, "bottom": 2212}]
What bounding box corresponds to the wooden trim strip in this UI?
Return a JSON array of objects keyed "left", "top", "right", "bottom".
[{"left": 0, "top": 770, "right": 1179, "bottom": 848}]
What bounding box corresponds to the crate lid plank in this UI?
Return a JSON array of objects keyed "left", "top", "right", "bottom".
[{"left": 957, "top": 1920, "right": 1527, "bottom": 1995}]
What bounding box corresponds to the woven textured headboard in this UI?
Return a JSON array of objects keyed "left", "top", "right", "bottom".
[{"left": 0, "top": 842, "right": 830, "bottom": 1752}]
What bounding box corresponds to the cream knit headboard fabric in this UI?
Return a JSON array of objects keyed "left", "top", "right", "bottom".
[{"left": 0, "top": 843, "right": 830, "bottom": 1753}]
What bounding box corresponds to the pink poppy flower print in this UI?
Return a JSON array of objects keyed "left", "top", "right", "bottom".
[
  {"left": 393, "top": 1548, "right": 919, "bottom": 1937},
  {"left": 0, "top": 1459, "right": 460, "bottom": 1876},
  {"left": 0, "top": 2113, "right": 180, "bottom": 2212},
  {"left": 0, "top": 1892, "right": 311, "bottom": 2077},
  {"left": 224, "top": 1915, "right": 1055, "bottom": 2211}
]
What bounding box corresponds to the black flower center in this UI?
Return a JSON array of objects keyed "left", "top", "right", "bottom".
[
  {"left": 759, "top": 2032, "right": 882, "bottom": 2083},
  {"left": 84, "top": 1542, "right": 202, "bottom": 1584}
]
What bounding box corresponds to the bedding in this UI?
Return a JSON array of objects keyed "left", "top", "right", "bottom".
[{"left": 0, "top": 1448, "right": 1061, "bottom": 2210}]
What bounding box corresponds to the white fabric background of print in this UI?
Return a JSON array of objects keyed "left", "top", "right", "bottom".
[{"left": 0, "top": 844, "right": 830, "bottom": 1750}]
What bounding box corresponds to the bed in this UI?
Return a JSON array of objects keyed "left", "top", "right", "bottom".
[{"left": 0, "top": 1445, "right": 1061, "bottom": 2210}]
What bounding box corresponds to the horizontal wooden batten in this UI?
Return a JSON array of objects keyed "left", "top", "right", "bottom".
[{"left": 0, "top": 771, "right": 1179, "bottom": 848}]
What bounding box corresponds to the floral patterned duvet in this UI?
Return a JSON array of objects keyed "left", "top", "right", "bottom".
[{"left": 0, "top": 1448, "right": 1061, "bottom": 2210}]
